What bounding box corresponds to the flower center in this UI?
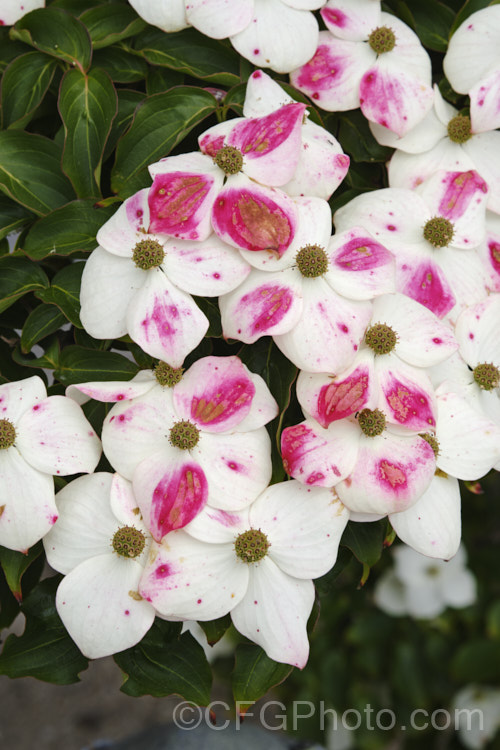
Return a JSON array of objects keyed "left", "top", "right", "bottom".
[
  {"left": 473, "top": 362, "right": 500, "bottom": 390},
  {"left": 214, "top": 145, "right": 244, "bottom": 175},
  {"left": 447, "top": 115, "right": 472, "bottom": 144},
  {"left": 155, "top": 361, "right": 183, "bottom": 387},
  {"left": 0, "top": 419, "right": 16, "bottom": 449},
  {"left": 368, "top": 26, "right": 396, "bottom": 54},
  {"left": 169, "top": 420, "right": 200, "bottom": 450},
  {"left": 112, "top": 526, "right": 146, "bottom": 558},
  {"left": 364, "top": 323, "right": 397, "bottom": 354},
  {"left": 295, "top": 244, "right": 329, "bottom": 278},
  {"left": 234, "top": 529, "right": 270, "bottom": 563},
  {"left": 423, "top": 217, "right": 454, "bottom": 248},
  {"left": 357, "top": 408, "right": 386, "bottom": 437},
  {"left": 420, "top": 432, "right": 440, "bottom": 457},
  {"left": 132, "top": 239, "right": 165, "bottom": 270}
]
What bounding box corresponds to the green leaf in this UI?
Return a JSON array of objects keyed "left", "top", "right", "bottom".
[
  {"left": 10, "top": 7, "right": 92, "bottom": 71},
  {"left": 0, "top": 195, "right": 34, "bottom": 241},
  {"left": 134, "top": 27, "right": 240, "bottom": 86},
  {"left": 0, "top": 255, "right": 49, "bottom": 313},
  {"left": 193, "top": 296, "right": 222, "bottom": 338},
  {"left": 23, "top": 199, "right": 115, "bottom": 259},
  {"left": 232, "top": 643, "right": 293, "bottom": 712},
  {"left": 340, "top": 520, "right": 386, "bottom": 568},
  {"left": 146, "top": 66, "right": 185, "bottom": 96},
  {"left": 0, "top": 543, "right": 43, "bottom": 602},
  {"left": 401, "top": 0, "right": 455, "bottom": 51},
  {"left": 487, "top": 600, "right": 500, "bottom": 639},
  {"left": 21, "top": 304, "right": 67, "bottom": 352},
  {"left": 111, "top": 87, "right": 217, "bottom": 198},
  {"left": 1, "top": 51, "right": 57, "bottom": 129},
  {"left": 36, "top": 262, "right": 84, "bottom": 326},
  {"left": 0, "top": 131, "right": 75, "bottom": 215},
  {"left": 0, "top": 566, "right": 20, "bottom": 631},
  {"left": 93, "top": 45, "right": 148, "bottom": 83},
  {"left": 0, "top": 27, "right": 29, "bottom": 74},
  {"left": 79, "top": 3, "right": 146, "bottom": 49},
  {"left": 13, "top": 335, "right": 60, "bottom": 372},
  {"left": 337, "top": 110, "right": 393, "bottom": 163},
  {"left": 103, "top": 88, "right": 144, "bottom": 161},
  {"left": 452, "top": 640, "right": 500, "bottom": 682},
  {"left": 0, "top": 576, "right": 88, "bottom": 684},
  {"left": 114, "top": 627, "right": 212, "bottom": 703},
  {"left": 54, "top": 345, "right": 139, "bottom": 384},
  {"left": 199, "top": 615, "right": 232, "bottom": 646},
  {"left": 314, "top": 546, "right": 353, "bottom": 596},
  {"left": 58, "top": 68, "right": 118, "bottom": 199}
]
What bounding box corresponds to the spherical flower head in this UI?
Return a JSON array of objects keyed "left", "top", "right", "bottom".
[
  {"left": 154, "top": 361, "right": 183, "bottom": 388},
  {"left": 473, "top": 362, "right": 500, "bottom": 390},
  {"left": 295, "top": 244, "right": 329, "bottom": 278},
  {"left": 357, "top": 408, "right": 386, "bottom": 437},
  {"left": 364, "top": 323, "right": 397, "bottom": 354},
  {"left": 423, "top": 217, "right": 454, "bottom": 248},
  {"left": 132, "top": 239, "right": 165, "bottom": 270},
  {"left": 112, "top": 525, "right": 146, "bottom": 558},
  {"left": 447, "top": 115, "right": 472, "bottom": 144},
  {"left": 214, "top": 145, "right": 244, "bottom": 175},
  {"left": 169, "top": 420, "right": 200, "bottom": 450},
  {"left": 0, "top": 419, "right": 16, "bottom": 449},
  {"left": 234, "top": 528, "right": 270, "bottom": 564},
  {"left": 368, "top": 26, "right": 396, "bottom": 54},
  {"left": 419, "top": 432, "right": 440, "bottom": 457}
]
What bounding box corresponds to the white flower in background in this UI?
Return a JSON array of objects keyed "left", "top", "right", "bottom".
[
  {"left": 453, "top": 685, "right": 500, "bottom": 750},
  {"left": 479, "top": 211, "right": 500, "bottom": 293},
  {"left": 290, "top": 0, "right": 433, "bottom": 136},
  {"left": 44, "top": 473, "right": 155, "bottom": 659},
  {"left": 128, "top": 0, "right": 322, "bottom": 73},
  {"left": 0, "top": 376, "right": 101, "bottom": 552},
  {"left": 374, "top": 544, "right": 477, "bottom": 619},
  {"left": 444, "top": 5, "right": 500, "bottom": 133},
  {"left": 0, "top": 0, "right": 44, "bottom": 25},
  {"left": 139, "top": 480, "right": 350, "bottom": 668}
]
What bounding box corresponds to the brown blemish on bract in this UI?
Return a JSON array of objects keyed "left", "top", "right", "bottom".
[
  {"left": 0, "top": 505, "right": 5, "bottom": 518},
  {"left": 128, "top": 590, "right": 143, "bottom": 601}
]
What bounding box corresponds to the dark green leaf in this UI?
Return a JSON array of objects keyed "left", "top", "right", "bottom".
[
  {"left": 0, "top": 543, "right": 43, "bottom": 601},
  {"left": 314, "top": 546, "right": 353, "bottom": 596},
  {"left": 401, "top": 0, "right": 456, "bottom": 50},
  {"left": 79, "top": 3, "right": 146, "bottom": 49},
  {"left": 0, "top": 255, "right": 49, "bottom": 313},
  {"left": 111, "top": 87, "right": 217, "bottom": 198},
  {"left": 341, "top": 520, "right": 386, "bottom": 568},
  {"left": 337, "top": 110, "right": 393, "bottom": 163},
  {"left": 239, "top": 338, "right": 298, "bottom": 414},
  {"left": 10, "top": 8, "right": 92, "bottom": 71},
  {"left": 50, "top": 0, "right": 104, "bottom": 12},
  {"left": 21, "top": 304, "right": 67, "bottom": 352},
  {"left": 13, "top": 336, "right": 60, "bottom": 372},
  {"left": 103, "top": 88, "right": 144, "bottom": 160},
  {"left": 487, "top": 600, "right": 500, "bottom": 639},
  {"left": 36, "top": 262, "right": 84, "bottom": 326},
  {"left": 134, "top": 27, "right": 240, "bottom": 86},
  {"left": 193, "top": 296, "right": 222, "bottom": 338},
  {"left": 0, "top": 576, "right": 88, "bottom": 683},
  {"left": 58, "top": 68, "right": 118, "bottom": 198},
  {"left": 54, "top": 345, "right": 139, "bottom": 384},
  {"left": 114, "top": 629, "right": 212, "bottom": 703},
  {"left": 0, "top": 195, "right": 34, "bottom": 241},
  {"left": 0, "top": 566, "right": 20, "bottom": 631},
  {"left": 0, "top": 27, "right": 29, "bottom": 74},
  {"left": 93, "top": 45, "right": 148, "bottom": 83},
  {"left": 1, "top": 51, "right": 57, "bottom": 129},
  {"left": 146, "top": 66, "right": 184, "bottom": 96},
  {"left": 452, "top": 640, "right": 500, "bottom": 682},
  {"left": 0, "top": 131, "right": 75, "bottom": 215},
  {"left": 23, "top": 199, "right": 115, "bottom": 259},
  {"left": 232, "top": 643, "right": 293, "bottom": 711},
  {"left": 199, "top": 615, "right": 232, "bottom": 646}
]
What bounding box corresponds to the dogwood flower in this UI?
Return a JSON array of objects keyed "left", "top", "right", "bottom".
[
  {"left": 453, "top": 685, "right": 500, "bottom": 749},
  {"left": 139, "top": 480, "right": 350, "bottom": 668},
  {"left": 374, "top": 544, "right": 477, "bottom": 619},
  {"left": 444, "top": 5, "right": 500, "bottom": 133},
  {"left": 0, "top": 376, "right": 101, "bottom": 552},
  {"left": 72, "top": 356, "right": 277, "bottom": 541},
  {"left": 44, "top": 473, "right": 156, "bottom": 658},
  {"left": 290, "top": 0, "right": 433, "bottom": 136},
  {"left": 80, "top": 187, "right": 250, "bottom": 366},
  {"left": 0, "top": 0, "right": 44, "bottom": 25}
]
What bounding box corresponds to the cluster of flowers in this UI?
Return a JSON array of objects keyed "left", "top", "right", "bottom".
[{"left": 2, "top": 1, "right": 500, "bottom": 670}]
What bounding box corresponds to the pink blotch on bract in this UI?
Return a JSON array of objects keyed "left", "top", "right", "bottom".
[
  {"left": 148, "top": 172, "right": 214, "bottom": 237},
  {"left": 437, "top": 171, "right": 488, "bottom": 221},
  {"left": 400, "top": 262, "right": 455, "bottom": 319},
  {"left": 378, "top": 460, "right": 408, "bottom": 490},
  {"left": 238, "top": 285, "right": 295, "bottom": 337},
  {"left": 199, "top": 133, "right": 225, "bottom": 158},
  {"left": 294, "top": 45, "right": 344, "bottom": 98},
  {"left": 190, "top": 376, "right": 255, "bottom": 427},
  {"left": 334, "top": 237, "right": 392, "bottom": 271},
  {"left": 321, "top": 7, "right": 349, "bottom": 28},
  {"left": 229, "top": 103, "right": 306, "bottom": 159},
  {"left": 204, "top": 508, "right": 241, "bottom": 527},
  {"left": 383, "top": 378, "right": 436, "bottom": 430},
  {"left": 488, "top": 241, "right": 500, "bottom": 277},
  {"left": 317, "top": 371, "right": 370, "bottom": 426},
  {"left": 150, "top": 464, "right": 208, "bottom": 542},
  {"left": 126, "top": 192, "right": 146, "bottom": 230},
  {"left": 140, "top": 295, "right": 179, "bottom": 347},
  {"left": 155, "top": 563, "right": 171, "bottom": 579},
  {"left": 359, "top": 69, "right": 411, "bottom": 132}
]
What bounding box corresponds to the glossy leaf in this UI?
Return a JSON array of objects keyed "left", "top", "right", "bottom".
[
  {"left": 10, "top": 8, "right": 92, "bottom": 71},
  {"left": 79, "top": 3, "right": 146, "bottom": 49},
  {"left": 336, "top": 110, "right": 393, "bottom": 163},
  {"left": 1, "top": 51, "right": 57, "bottom": 129},
  {"left": 146, "top": 67, "right": 184, "bottom": 96},
  {"left": 199, "top": 615, "right": 232, "bottom": 647},
  {"left": 103, "top": 89, "right": 144, "bottom": 161},
  {"left": 403, "top": 0, "right": 456, "bottom": 51},
  {"left": 0, "top": 27, "right": 29, "bottom": 75},
  {"left": 23, "top": 199, "right": 115, "bottom": 259},
  {"left": 0, "top": 543, "right": 43, "bottom": 602},
  {"left": 232, "top": 643, "right": 293, "bottom": 713},
  {"left": 54, "top": 346, "right": 140, "bottom": 385},
  {"left": 111, "top": 87, "right": 217, "bottom": 198},
  {"left": 0, "top": 195, "right": 33, "bottom": 241},
  {"left": 341, "top": 520, "right": 386, "bottom": 569},
  {"left": 92, "top": 46, "right": 148, "bottom": 83},
  {"left": 58, "top": 68, "right": 118, "bottom": 199},
  {"left": 36, "top": 262, "right": 84, "bottom": 327},
  {"left": 13, "top": 336, "right": 60, "bottom": 372},
  {"left": 21, "top": 304, "right": 67, "bottom": 353},
  {"left": 0, "top": 255, "right": 49, "bottom": 314},
  {"left": 0, "top": 131, "right": 75, "bottom": 215}
]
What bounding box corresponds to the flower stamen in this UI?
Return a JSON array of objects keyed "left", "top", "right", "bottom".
[{"left": 235, "top": 529, "right": 270, "bottom": 563}]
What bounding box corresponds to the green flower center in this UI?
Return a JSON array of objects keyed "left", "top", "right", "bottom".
[
  {"left": 447, "top": 115, "right": 472, "bottom": 144},
  {"left": 420, "top": 432, "right": 440, "bottom": 457},
  {"left": 364, "top": 323, "right": 397, "bottom": 354},
  {"left": 169, "top": 420, "right": 200, "bottom": 450},
  {"left": 473, "top": 363, "right": 500, "bottom": 390},
  {"left": 235, "top": 529, "right": 270, "bottom": 564},
  {"left": 0, "top": 419, "right": 16, "bottom": 449},
  {"left": 132, "top": 239, "right": 165, "bottom": 270},
  {"left": 155, "top": 361, "right": 183, "bottom": 387},
  {"left": 423, "top": 217, "right": 455, "bottom": 248},
  {"left": 112, "top": 526, "right": 146, "bottom": 558},
  {"left": 368, "top": 26, "right": 396, "bottom": 54},
  {"left": 296, "top": 244, "right": 329, "bottom": 278},
  {"left": 357, "top": 408, "right": 386, "bottom": 437},
  {"left": 214, "top": 145, "right": 244, "bottom": 175}
]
